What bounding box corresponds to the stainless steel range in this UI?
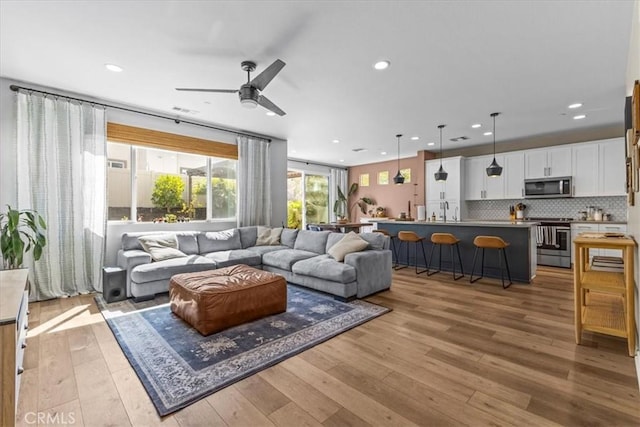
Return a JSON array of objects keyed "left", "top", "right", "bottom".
[{"left": 528, "top": 217, "right": 572, "bottom": 268}]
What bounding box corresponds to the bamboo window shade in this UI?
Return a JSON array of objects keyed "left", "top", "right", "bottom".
[{"left": 107, "top": 122, "right": 238, "bottom": 160}]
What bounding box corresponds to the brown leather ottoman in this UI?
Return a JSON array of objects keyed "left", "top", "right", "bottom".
[{"left": 169, "top": 264, "right": 287, "bottom": 336}]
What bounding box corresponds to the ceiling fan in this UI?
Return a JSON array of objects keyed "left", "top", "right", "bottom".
[{"left": 176, "top": 59, "right": 286, "bottom": 116}]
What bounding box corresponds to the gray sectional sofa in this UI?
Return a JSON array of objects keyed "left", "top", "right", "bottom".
[{"left": 116, "top": 226, "right": 392, "bottom": 301}]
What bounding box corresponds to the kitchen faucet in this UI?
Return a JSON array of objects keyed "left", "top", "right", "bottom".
[
  {"left": 453, "top": 206, "right": 458, "bottom": 222},
  {"left": 442, "top": 201, "right": 449, "bottom": 223}
]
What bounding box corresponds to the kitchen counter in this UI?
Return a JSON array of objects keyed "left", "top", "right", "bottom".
[
  {"left": 376, "top": 221, "right": 537, "bottom": 283},
  {"left": 570, "top": 220, "right": 627, "bottom": 225}
]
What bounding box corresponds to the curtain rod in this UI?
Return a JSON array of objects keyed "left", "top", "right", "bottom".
[{"left": 9, "top": 84, "right": 273, "bottom": 142}]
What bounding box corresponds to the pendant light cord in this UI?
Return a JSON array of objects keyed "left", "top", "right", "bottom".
[
  {"left": 396, "top": 134, "right": 402, "bottom": 170},
  {"left": 491, "top": 112, "right": 499, "bottom": 158},
  {"left": 438, "top": 124, "right": 445, "bottom": 164}
]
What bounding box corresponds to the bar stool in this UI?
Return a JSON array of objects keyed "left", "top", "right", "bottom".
[
  {"left": 374, "top": 229, "right": 399, "bottom": 269},
  {"left": 470, "top": 236, "right": 512, "bottom": 289},
  {"left": 396, "top": 231, "right": 428, "bottom": 274},
  {"left": 427, "top": 232, "right": 464, "bottom": 280}
]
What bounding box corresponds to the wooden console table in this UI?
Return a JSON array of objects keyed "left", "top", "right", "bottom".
[
  {"left": 573, "top": 234, "right": 637, "bottom": 356},
  {"left": 307, "top": 223, "right": 365, "bottom": 233}
]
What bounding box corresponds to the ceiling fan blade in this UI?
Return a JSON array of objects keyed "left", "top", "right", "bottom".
[
  {"left": 175, "top": 88, "right": 238, "bottom": 93},
  {"left": 250, "top": 59, "right": 286, "bottom": 91},
  {"left": 257, "top": 95, "right": 286, "bottom": 116}
]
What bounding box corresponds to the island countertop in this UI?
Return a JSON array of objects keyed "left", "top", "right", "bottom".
[{"left": 373, "top": 219, "right": 538, "bottom": 228}]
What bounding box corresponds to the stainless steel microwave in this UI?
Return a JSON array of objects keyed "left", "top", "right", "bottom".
[{"left": 524, "top": 176, "right": 572, "bottom": 199}]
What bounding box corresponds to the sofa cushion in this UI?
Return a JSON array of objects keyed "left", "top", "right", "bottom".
[
  {"left": 262, "top": 249, "right": 318, "bottom": 270},
  {"left": 121, "top": 231, "right": 200, "bottom": 254},
  {"left": 130, "top": 255, "right": 216, "bottom": 284},
  {"left": 256, "top": 226, "right": 283, "bottom": 246},
  {"left": 326, "top": 233, "right": 345, "bottom": 251},
  {"left": 293, "top": 230, "right": 332, "bottom": 254},
  {"left": 202, "top": 249, "right": 262, "bottom": 268},
  {"left": 327, "top": 232, "right": 369, "bottom": 262},
  {"left": 198, "top": 229, "right": 241, "bottom": 253},
  {"left": 138, "top": 234, "right": 187, "bottom": 261},
  {"left": 237, "top": 226, "right": 258, "bottom": 249},
  {"left": 292, "top": 254, "right": 357, "bottom": 284},
  {"left": 281, "top": 228, "right": 299, "bottom": 248},
  {"left": 358, "top": 232, "right": 387, "bottom": 250},
  {"left": 245, "top": 245, "right": 290, "bottom": 256}
]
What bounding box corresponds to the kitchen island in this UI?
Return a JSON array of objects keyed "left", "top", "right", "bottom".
[{"left": 375, "top": 220, "right": 537, "bottom": 283}]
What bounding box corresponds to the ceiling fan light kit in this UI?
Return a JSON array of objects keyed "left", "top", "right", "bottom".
[
  {"left": 393, "top": 134, "right": 405, "bottom": 185},
  {"left": 176, "top": 59, "right": 287, "bottom": 116},
  {"left": 434, "top": 124, "right": 448, "bottom": 182},
  {"left": 486, "top": 112, "right": 503, "bottom": 177}
]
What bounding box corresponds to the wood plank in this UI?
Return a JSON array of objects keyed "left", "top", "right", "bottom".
[
  {"left": 321, "top": 408, "right": 369, "bottom": 427},
  {"left": 111, "top": 366, "right": 179, "bottom": 426},
  {"left": 268, "top": 402, "right": 324, "bottom": 427},
  {"left": 172, "top": 399, "right": 227, "bottom": 427},
  {"left": 206, "top": 385, "right": 275, "bottom": 427},
  {"left": 234, "top": 374, "right": 290, "bottom": 416},
  {"left": 73, "top": 356, "right": 131, "bottom": 427},
  {"left": 280, "top": 357, "right": 418, "bottom": 426},
  {"left": 37, "top": 330, "right": 78, "bottom": 410},
  {"left": 467, "top": 391, "right": 561, "bottom": 427},
  {"left": 67, "top": 325, "right": 103, "bottom": 366},
  {"left": 258, "top": 364, "right": 341, "bottom": 423}
]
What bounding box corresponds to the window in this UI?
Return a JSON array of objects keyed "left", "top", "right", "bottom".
[{"left": 106, "top": 142, "right": 237, "bottom": 222}]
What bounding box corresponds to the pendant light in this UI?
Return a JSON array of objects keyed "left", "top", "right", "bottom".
[
  {"left": 393, "top": 134, "right": 405, "bottom": 185},
  {"left": 434, "top": 124, "right": 448, "bottom": 182},
  {"left": 486, "top": 112, "right": 503, "bottom": 177}
]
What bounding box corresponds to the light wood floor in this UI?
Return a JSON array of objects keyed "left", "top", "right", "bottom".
[{"left": 16, "top": 266, "right": 640, "bottom": 427}]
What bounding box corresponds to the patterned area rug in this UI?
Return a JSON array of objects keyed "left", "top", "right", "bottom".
[{"left": 96, "top": 285, "right": 389, "bottom": 416}]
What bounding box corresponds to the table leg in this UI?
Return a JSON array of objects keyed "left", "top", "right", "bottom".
[
  {"left": 624, "top": 247, "right": 636, "bottom": 357},
  {"left": 574, "top": 243, "right": 583, "bottom": 345}
]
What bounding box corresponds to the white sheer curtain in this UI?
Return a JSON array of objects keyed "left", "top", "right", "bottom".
[
  {"left": 329, "top": 168, "right": 348, "bottom": 222},
  {"left": 16, "top": 91, "right": 107, "bottom": 300},
  {"left": 237, "top": 135, "right": 271, "bottom": 226}
]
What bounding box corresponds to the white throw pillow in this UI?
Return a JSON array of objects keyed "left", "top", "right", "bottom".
[
  {"left": 328, "top": 232, "right": 369, "bottom": 262},
  {"left": 256, "top": 226, "right": 283, "bottom": 246},
  {"left": 138, "top": 234, "right": 187, "bottom": 261}
]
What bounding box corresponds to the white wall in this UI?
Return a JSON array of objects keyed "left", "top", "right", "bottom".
[
  {"left": 0, "top": 77, "right": 288, "bottom": 266},
  {"left": 625, "top": 0, "right": 640, "bottom": 380}
]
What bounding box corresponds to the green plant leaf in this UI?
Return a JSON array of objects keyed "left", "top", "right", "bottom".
[{"left": 348, "top": 183, "right": 358, "bottom": 197}]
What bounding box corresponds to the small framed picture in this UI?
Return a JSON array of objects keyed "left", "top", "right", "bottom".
[
  {"left": 359, "top": 173, "right": 369, "bottom": 187},
  {"left": 378, "top": 171, "right": 389, "bottom": 185}
]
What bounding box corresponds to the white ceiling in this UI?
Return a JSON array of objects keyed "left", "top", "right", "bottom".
[{"left": 0, "top": 1, "right": 634, "bottom": 166}]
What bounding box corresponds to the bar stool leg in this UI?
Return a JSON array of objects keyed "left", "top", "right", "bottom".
[
  {"left": 390, "top": 237, "right": 399, "bottom": 270},
  {"left": 395, "top": 240, "right": 407, "bottom": 271},
  {"left": 455, "top": 243, "right": 464, "bottom": 280},
  {"left": 426, "top": 242, "right": 436, "bottom": 275},
  {"left": 498, "top": 248, "right": 505, "bottom": 288},
  {"left": 415, "top": 241, "right": 427, "bottom": 275},
  {"left": 470, "top": 247, "right": 480, "bottom": 283},
  {"left": 502, "top": 248, "right": 513, "bottom": 288}
]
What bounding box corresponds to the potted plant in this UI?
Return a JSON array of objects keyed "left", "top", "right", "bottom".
[
  {"left": 0, "top": 205, "right": 47, "bottom": 270},
  {"left": 333, "top": 183, "right": 375, "bottom": 223}
]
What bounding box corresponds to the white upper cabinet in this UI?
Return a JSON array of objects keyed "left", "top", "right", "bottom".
[
  {"left": 426, "top": 157, "right": 462, "bottom": 201},
  {"left": 599, "top": 138, "right": 626, "bottom": 196},
  {"left": 503, "top": 151, "right": 525, "bottom": 199},
  {"left": 524, "top": 146, "right": 572, "bottom": 179},
  {"left": 464, "top": 155, "right": 504, "bottom": 200},
  {"left": 572, "top": 142, "right": 599, "bottom": 196},
  {"left": 572, "top": 138, "right": 625, "bottom": 197}
]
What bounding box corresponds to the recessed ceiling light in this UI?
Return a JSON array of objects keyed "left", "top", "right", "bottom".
[
  {"left": 381, "top": 151, "right": 387, "bottom": 155},
  {"left": 339, "top": 159, "right": 344, "bottom": 162},
  {"left": 483, "top": 131, "right": 493, "bottom": 136},
  {"left": 266, "top": 111, "right": 276, "bottom": 116},
  {"left": 332, "top": 139, "right": 340, "bottom": 144},
  {"left": 427, "top": 142, "right": 435, "bottom": 146},
  {"left": 410, "top": 136, "right": 420, "bottom": 141},
  {"left": 568, "top": 103, "right": 583, "bottom": 109},
  {"left": 573, "top": 114, "right": 586, "bottom": 120},
  {"left": 291, "top": 150, "right": 297, "bottom": 154},
  {"left": 105, "top": 63, "right": 123, "bottom": 72},
  {"left": 471, "top": 124, "right": 482, "bottom": 128},
  {"left": 373, "top": 60, "right": 390, "bottom": 70}
]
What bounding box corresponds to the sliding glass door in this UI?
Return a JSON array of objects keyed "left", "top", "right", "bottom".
[{"left": 287, "top": 170, "right": 329, "bottom": 229}]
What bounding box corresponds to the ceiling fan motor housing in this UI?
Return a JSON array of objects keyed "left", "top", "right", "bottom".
[{"left": 239, "top": 84, "right": 259, "bottom": 107}]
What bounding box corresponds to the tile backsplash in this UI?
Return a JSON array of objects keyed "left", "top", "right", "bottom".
[{"left": 466, "top": 196, "right": 627, "bottom": 222}]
